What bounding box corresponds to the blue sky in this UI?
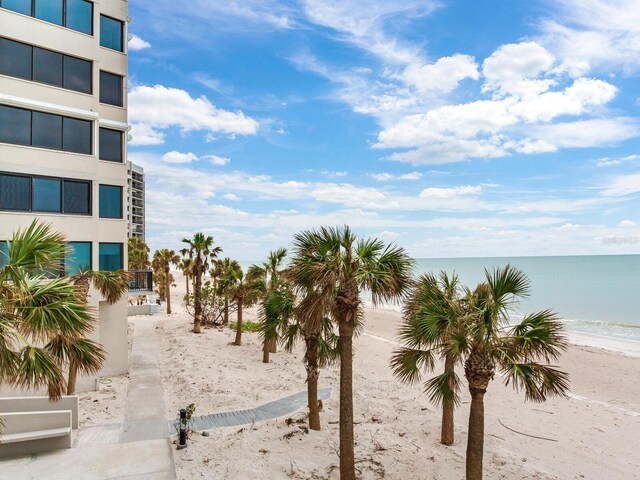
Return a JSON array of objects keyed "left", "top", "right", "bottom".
[{"left": 126, "top": 0, "right": 640, "bottom": 260}]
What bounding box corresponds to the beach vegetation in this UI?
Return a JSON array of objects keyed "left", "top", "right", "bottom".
[
  {"left": 391, "top": 271, "right": 464, "bottom": 445},
  {"left": 177, "top": 257, "right": 194, "bottom": 297},
  {"left": 212, "top": 257, "right": 240, "bottom": 326},
  {"left": 152, "top": 249, "right": 179, "bottom": 314},
  {"left": 0, "top": 221, "right": 104, "bottom": 401},
  {"left": 229, "top": 320, "right": 261, "bottom": 332},
  {"left": 181, "top": 233, "right": 222, "bottom": 333},
  {"left": 290, "top": 225, "right": 413, "bottom": 480},
  {"left": 127, "top": 237, "right": 150, "bottom": 270}
]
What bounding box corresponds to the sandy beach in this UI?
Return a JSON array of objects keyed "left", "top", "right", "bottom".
[{"left": 84, "top": 272, "right": 640, "bottom": 479}]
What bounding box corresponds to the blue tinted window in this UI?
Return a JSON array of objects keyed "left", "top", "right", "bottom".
[
  {"left": 63, "top": 55, "right": 92, "bottom": 93},
  {"left": 32, "top": 111, "right": 62, "bottom": 150},
  {"left": 1, "top": 0, "right": 32, "bottom": 15},
  {"left": 0, "top": 105, "right": 31, "bottom": 146},
  {"left": 0, "top": 174, "right": 30, "bottom": 210},
  {"left": 100, "top": 15, "right": 123, "bottom": 51},
  {"left": 62, "top": 117, "right": 91, "bottom": 154},
  {"left": 63, "top": 179, "right": 90, "bottom": 214},
  {"left": 35, "top": 0, "right": 63, "bottom": 25},
  {"left": 33, "top": 177, "right": 61, "bottom": 212},
  {"left": 99, "top": 128, "right": 122, "bottom": 162},
  {"left": 65, "top": 0, "right": 92, "bottom": 34},
  {"left": 0, "top": 37, "right": 33, "bottom": 80},
  {"left": 66, "top": 241, "right": 91, "bottom": 275},
  {"left": 99, "top": 184, "right": 122, "bottom": 218},
  {"left": 0, "top": 241, "right": 8, "bottom": 269},
  {"left": 99, "top": 71, "right": 123, "bottom": 106},
  {"left": 99, "top": 243, "right": 122, "bottom": 271},
  {"left": 33, "top": 47, "right": 63, "bottom": 86}
]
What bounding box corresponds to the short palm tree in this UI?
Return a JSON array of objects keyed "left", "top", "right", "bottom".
[
  {"left": 290, "top": 226, "right": 413, "bottom": 480},
  {"left": 181, "top": 233, "right": 222, "bottom": 333},
  {"left": 64, "top": 269, "right": 130, "bottom": 394},
  {"left": 225, "top": 265, "right": 261, "bottom": 346},
  {"left": 177, "top": 257, "right": 193, "bottom": 297},
  {"left": 391, "top": 271, "right": 465, "bottom": 445},
  {"left": 153, "top": 249, "right": 180, "bottom": 314},
  {"left": 250, "top": 248, "right": 288, "bottom": 362},
  {"left": 213, "top": 257, "right": 239, "bottom": 325},
  {"left": 0, "top": 221, "right": 100, "bottom": 400},
  {"left": 461, "top": 265, "right": 569, "bottom": 480}
]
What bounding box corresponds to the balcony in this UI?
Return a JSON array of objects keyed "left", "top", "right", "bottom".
[{"left": 128, "top": 270, "right": 153, "bottom": 293}]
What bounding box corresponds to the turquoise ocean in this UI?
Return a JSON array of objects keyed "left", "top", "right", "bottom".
[{"left": 244, "top": 255, "right": 640, "bottom": 343}]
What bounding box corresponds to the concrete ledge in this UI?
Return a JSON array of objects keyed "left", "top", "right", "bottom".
[
  {"left": 0, "top": 410, "right": 72, "bottom": 458},
  {"left": 0, "top": 395, "right": 79, "bottom": 428},
  {"left": 127, "top": 304, "right": 158, "bottom": 316}
]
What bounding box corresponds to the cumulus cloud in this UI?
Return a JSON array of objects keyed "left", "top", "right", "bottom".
[
  {"left": 419, "top": 185, "right": 482, "bottom": 199},
  {"left": 401, "top": 55, "right": 479, "bottom": 95},
  {"left": 128, "top": 85, "right": 258, "bottom": 146},
  {"left": 370, "top": 172, "right": 422, "bottom": 181},
  {"left": 202, "top": 155, "right": 231, "bottom": 166},
  {"left": 161, "top": 151, "right": 198, "bottom": 164},
  {"left": 128, "top": 34, "right": 151, "bottom": 51}
]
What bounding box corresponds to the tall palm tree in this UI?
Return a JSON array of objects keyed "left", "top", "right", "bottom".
[
  {"left": 391, "top": 271, "right": 465, "bottom": 445},
  {"left": 153, "top": 249, "right": 179, "bottom": 314},
  {"left": 250, "top": 248, "right": 288, "bottom": 361},
  {"left": 181, "top": 233, "right": 222, "bottom": 333},
  {"left": 290, "top": 226, "right": 413, "bottom": 480},
  {"left": 127, "top": 237, "right": 150, "bottom": 270},
  {"left": 461, "top": 265, "right": 569, "bottom": 480},
  {"left": 0, "top": 221, "right": 99, "bottom": 401}
]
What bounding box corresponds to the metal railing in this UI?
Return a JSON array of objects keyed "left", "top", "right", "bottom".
[{"left": 128, "top": 270, "right": 153, "bottom": 292}]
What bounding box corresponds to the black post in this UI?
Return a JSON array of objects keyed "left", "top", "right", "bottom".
[{"left": 178, "top": 408, "right": 187, "bottom": 449}]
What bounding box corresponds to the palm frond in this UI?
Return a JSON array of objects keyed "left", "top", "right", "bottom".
[
  {"left": 390, "top": 347, "right": 437, "bottom": 385},
  {"left": 501, "top": 362, "right": 570, "bottom": 402},
  {"left": 15, "top": 346, "right": 65, "bottom": 401},
  {"left": 423, "top": 369, "right": 462, "bottom": 407},
  {"left": 507, "top": 310, "right": 568, "bottom": 362}
]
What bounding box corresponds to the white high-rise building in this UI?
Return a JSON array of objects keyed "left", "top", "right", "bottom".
[
  {"left": 127, "top": 160, "right": 144, "bottom": 240},
  {"left": 0, "top": 0, "right": 130, "bottom": 390}
]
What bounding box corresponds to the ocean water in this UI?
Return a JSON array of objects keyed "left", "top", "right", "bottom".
[
  {"left": 408, "top": 255, "right": 640, "bottom": 343},
  {"left": 242, "top": 255, "right": 640, "bottom": 343}
]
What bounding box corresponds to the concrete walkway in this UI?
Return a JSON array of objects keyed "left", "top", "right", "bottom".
[{"left": 121, "top": 317, "right": 171, "bottom": 443}]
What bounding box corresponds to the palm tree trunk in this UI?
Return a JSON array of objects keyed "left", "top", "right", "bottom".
[
  {"left": 185, "top": 275, "right": 190, "bottom": 297},
  {"left": 262, "top": 337, "right": 270, "bottom": 363},
  {"left": 269, "top": 337, "right": 277, "bottom": 353},
  {"left": 441, "top": 353, "right": 455, "bottom": 445},
  {"left": 224, "top": 295, "right": 229, "bottom": 325},
  {"left": 306, "top": 336, "right": 321, "bottom": 431},
  {"left": 165, "top": 266, "right": 172, "bottom": 314},
  {"left": 234, "top": 299, "right": 243, "bottom": 346},
  {"left": 194, "top": 265, "right": 202, "bottom": 333},
  {"left": 338, "top": 320, "right": 356, "bottom": 480},
  {"left": 466, "top": 388, "right": 486, "bottom": 480},
  {"left": 66, "top": 359, "right": 78, "bottom": 395}
]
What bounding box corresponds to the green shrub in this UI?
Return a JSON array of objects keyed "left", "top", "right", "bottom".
[{"left": 229, "top": 321, "right": 261, "bottom": 332}]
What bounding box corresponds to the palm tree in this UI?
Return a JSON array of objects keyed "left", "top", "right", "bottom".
[
  {"left": 290, "top": 226, "right": 413, "bottom": 480},
  {"left": 152, "top": 249, "right": 179, "bottom": 314},
  {"left": 225, "top": 264, "right": 261, "bottom": 346},
  {"left": 181, "top": 233, "right": 222, "bottom": 333},
  {"left": 127, "top": 237, "right": 150, "bottom": 270},
  {"left": 282, "top": 287, "right": 339, "bottom": 431},
  {"left": 250, "top": 248, "right": 288, "bottom": 361},
  {"left": 64, "top": 270, "right": 130, "bottom": 394},
  {"left": 0, "top": 221, "right": 99, "bottom": 401},
  {"left": 461, "top": 265, "right": 569, "bottom": 480},
  {"left": 177, "top": 257, "right": 193, "bottom": 297},
  {"left": 391, "top": 271, "right": 465, "bottom": 445},
  {"left": 213, "top": 257, "right": 239, "bottom": 325}
]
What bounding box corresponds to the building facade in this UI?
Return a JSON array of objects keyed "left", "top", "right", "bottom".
[
  {"left": 0, "top": 0, "right": 130, "bottom": 390},
  {"left": 127, "top": 161, "right": 144, "bottom": 240}
]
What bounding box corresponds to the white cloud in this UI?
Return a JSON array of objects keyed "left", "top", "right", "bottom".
[
  {"left": 601, "top": 173, "right": 640, "bottom": 196},
  {"left": 596, "top": 154, "right": 640, "bottom": 167},
  {"left": 161, "top": 151, "right": 198, "bottom": 164},
  {"left": 128, "top": 85, "right": 258, "bottom": 146},
  {"left": 482, "top": 42, "right": 556, "bottom": 97},
  {"left": 401, "top": 54, "right": 479, "bottom": 95},
  {"left": 378, "top": 230, "right": 400, "bottom": 240},
  {"left": 223, "top": 193, "right": 241, "bottom": 201},
  {"left": 618, "top": 220, "right": 637, "bottom": 227},
  {"left": 419, "top": 185, "right": 482, "bottom": 199},
  {"left": 203, "top": 155, "right": 231, "bottom": 166},
  {"left": 321, "top": 171, "right": 349, "bottom": 178},
  {"left": 128, "top": 34, "right": 151, "bottom": 51},
  {"left": 370, "top": 172, "right": 422, "bottom": 181}
]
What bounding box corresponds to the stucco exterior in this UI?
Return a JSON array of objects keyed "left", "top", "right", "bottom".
[{"left": 0, "top": 0, "right": 131, "bottom": 393}]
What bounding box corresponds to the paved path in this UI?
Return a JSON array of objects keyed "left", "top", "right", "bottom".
[
  {"left": 121, "top": 316, "right": 170, "bottom": 443},
  {"left": 181, "top": 388, "right": 332, "bottom": 432}
]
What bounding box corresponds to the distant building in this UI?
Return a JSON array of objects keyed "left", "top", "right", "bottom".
[
  {"left": 127, "top": 161, "right": 145, "bottom": 240},
  {"left": 0, "top": 0, "right": 131, "bottom": 390}
]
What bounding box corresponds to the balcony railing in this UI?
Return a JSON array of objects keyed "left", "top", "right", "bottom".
[{"left": 128, "top": 270, "right": 153, "bottom": 293}]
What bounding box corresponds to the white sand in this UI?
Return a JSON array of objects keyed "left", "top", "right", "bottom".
[{"left": 92, "top": 272, "right": 640, "bottom": 479}]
